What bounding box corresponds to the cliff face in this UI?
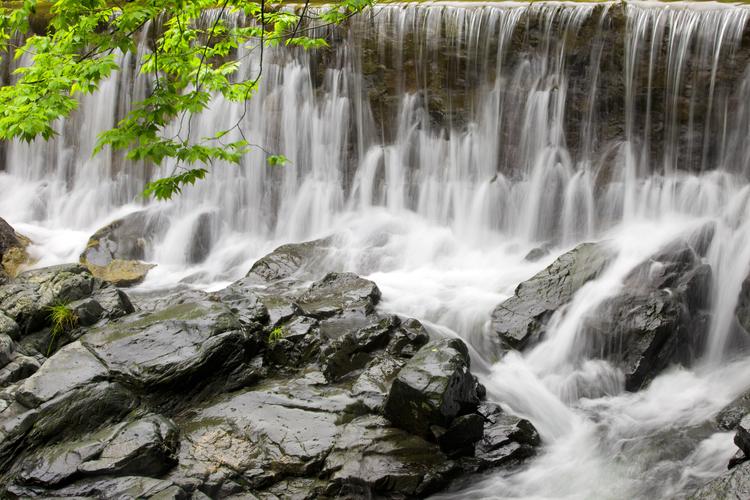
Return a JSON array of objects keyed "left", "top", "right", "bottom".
[{"left": 344, "top": 3, "right": 750, "bottom": 176}]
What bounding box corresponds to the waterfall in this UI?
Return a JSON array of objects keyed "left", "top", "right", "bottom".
[{"left": 3, "top": 1, "right": 750, "bottom": 498}]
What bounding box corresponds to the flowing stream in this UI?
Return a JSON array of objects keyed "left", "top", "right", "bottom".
[{"left": 3, "top": 1, "right": 750, "bottom": 498}]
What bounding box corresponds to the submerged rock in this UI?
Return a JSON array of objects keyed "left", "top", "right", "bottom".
[{"left": 491, "top": 242, "right": 612, "bottom": 351}]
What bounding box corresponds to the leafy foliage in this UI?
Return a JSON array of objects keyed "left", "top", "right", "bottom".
[
  {"left": 0, "top": 0, "right": 372, "bottom": 199},
  {"left": 47, "top": 302, "right": 78, "bottom": 355}
]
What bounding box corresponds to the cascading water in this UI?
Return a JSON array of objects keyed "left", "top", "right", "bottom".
[{"left": 3, "top": 1, "right": 750, "bottom": 498}]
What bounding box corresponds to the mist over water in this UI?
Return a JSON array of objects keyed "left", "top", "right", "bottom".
[{"left": 4, "top": 1, "right": 750, "bottom": 497}]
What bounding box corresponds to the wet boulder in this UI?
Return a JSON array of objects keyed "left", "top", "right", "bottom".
[
  {"left": 0, "top": 217, "right": 31, "bottom": 278},
  {"left": 264, "top": 316, "right": 321, "bottom": 369},
  {"left": 0, "top": 264, "right": 133, "bottom": 346},
  {"left": 689, "top": 461, "right": 750, "bottom": 499},
  {"left": 297, "top": 272, "right": 381, "bottom": 320},
  {"left": 717, "top": 390, "right": 750, "bottom": 430},
  {"left": 15, "top": 341, "right": 108, "bottom": 408},
  {"left": 212, "top": 277, "right": 269, "bottom": 329},
  {"left": 322, "top": 415, "right": 459, "bottom": 498},
  {"left": 12, "top": 476, "right": 186, "bottom": 499},
  {"left": 735, "top": 415, "right": 750, "bottom": 459},
  {"left": 584, "top": 239, "right": 711, "bottom": 391},
  {"left": 475, "top": 402, "right": 540, "bottom": 468},
  {"left": 169, "top": 374, "right": 351, "bottom": 495},
  {"left": 12, "top": 423, "right": 125, "bottom": 488},
  {"left": 491, "top": 242, "right": 612, "bottom": 351},
  {"left": 80, "top": 210, "right": 164, "bottom": 286},
  {"left": 9, "top": 413, "right": 177, "bottom": 491},
  {"left": 321, "top": 314, "right": 399, "bottom": 381},
  {"left": 0, "top": 264, "right": 96, "bottom": 336},
  {"left": 0, "top": 334, "right": 14, "bottom": 368},
  {"left": 77, "top": 414, "right": 179, "bottom": 477},
  {"left": 80, "top": 299, "right": 251, "bottom": 389},
  {"left": 0, "top": 381, "right": 138, "bottom": 472},
  {"left": 384, "top": 338, "right": 482, "bottom": 441},
  {"left": 246, "top": 236, "right": 335, "bottom": 283}
]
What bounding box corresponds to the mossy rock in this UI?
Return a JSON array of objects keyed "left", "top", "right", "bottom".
[{"left": 82, "top": 258, "right": 155, "bottom": 288}]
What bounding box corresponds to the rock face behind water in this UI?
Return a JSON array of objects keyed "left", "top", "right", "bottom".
[
  {"left": 491, "top": 242, "right": 612, "bottom": 351},
  {"left": 0, "top": 250, "right": 539, "bottom": 499}
]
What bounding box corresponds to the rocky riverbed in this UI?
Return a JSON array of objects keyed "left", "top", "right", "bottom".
[
  {"left": 0, "top": 217, "right": 543, "bottom": 499},
  {"left": 2, "top": 213, "right": 750, "bottom": 499}
]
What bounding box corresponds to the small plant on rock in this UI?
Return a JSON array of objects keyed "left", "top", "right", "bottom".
[
  {"left": 267, "top": 327, "right": 284, "bottom": 346},
  {"left": 47, "top": 303, "right": 78, "bottom": 356}
]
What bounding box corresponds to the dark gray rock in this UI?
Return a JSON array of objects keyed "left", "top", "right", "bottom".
[
  {"left": 352, "top": 354, "right": 406, "bottom": 412},
  {"left": 264, "top": 317, "right": 321, "bottom": 369},
  {"left": 384, "top": 338, "right": 480, "bottom": 439},
  {"left": 0, "top": 353, "right": 40, "bottom": 387},
  {"left": 730, "top": 449, "right": 747, "bottom": 470},
  {"left": 475, "top": 402, "right": 540, "bottom": 469},
  {"left": 12, "top": 475, "right": 187, "bottom": 499},
  {"left": 0, "top": 334, "right": 14, "bottom": 367},
  {"left": 170, "top": 374, "right": 352, "bottom": 495},
  {"left": 718, "top": 390, "right": 750, "bottom": 430},
  {"left": 80, "top": 210, "right": 163, "bottom": 266},
  {"left": 735, "top": 415, "right": 750, "bottom": 458},
  {"left": 77, "top": 414, "right": 179, "bottom": 476},
  {"left": 213, "top": 277, "right": 269, "bottom": 329},
  {"left": 81, "top": 299, "right": 250, "bottom": 388},
  {"left": 524, "top": 243, "right": 553, "bottom": 262},
  {"left": 689, "top": 461, "right": 750, "bottom": 499},
  {"left": 0, "top": 381, "right": 137, "bottom": 471},
  {"left": 736, "top": 277, "right": 750, "bottom": 335},
  {"left": 322, "top": 415, "right": 458, "bottom": 498},
  {"left": 297, "top": 272, "right": 381, "bottom": 320},
  {"left": 584, "top": 239, "right": 711, "bottom": 390},
  {"left": 0, "top": 313, "right": 19, "bottom": 340},
  {"left": 13, "top": 423, "right": 123, "bottom": 487},
  {"left": 246, "top": 237, "right": 334, "bottom": 282},
  {"left": 492, "top": 242, "right": 612, "bottom": 351},
  {"left": 187, "top": 212, "right": 215, "bottom": 265},
  {"left": 0, "top": 264, "right": 96, "bottom": 335},
  {"left": 433, "top": 413, "right": 485, "bottom": 457},
  {"left": 15, "top": 341, "right": 108, "bottom": 408},
  {"left": 321, "top": 315, "right": 399, "bottom": 381}
]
